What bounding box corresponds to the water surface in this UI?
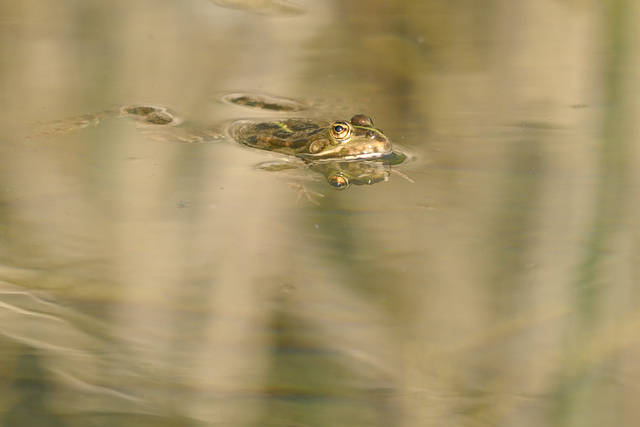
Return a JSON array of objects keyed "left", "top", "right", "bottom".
[{"left": 1, "top": 0, "right": 639, "bottom": 426}]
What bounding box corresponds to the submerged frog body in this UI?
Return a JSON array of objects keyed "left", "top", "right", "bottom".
[
  {"left": 19, "top": 94, "right": 412, "bottom": 195},
  {"left": 228, "top": 114, "right": 392, "bottom": 161}
]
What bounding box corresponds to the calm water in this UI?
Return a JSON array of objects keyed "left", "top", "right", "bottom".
[{"left": 1, "top": 0, "right": 639, "bottom": 426}]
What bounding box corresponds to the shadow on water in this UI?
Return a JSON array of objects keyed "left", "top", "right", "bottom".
[
  {"left": 1, "top": 350, "right": 63, "bottom": 427},
  {"left": 1, "top": 0, "right": 640, "bottom": 426}
]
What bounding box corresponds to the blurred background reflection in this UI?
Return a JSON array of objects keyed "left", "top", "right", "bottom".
[{"left": 1, "top": 0, "right": 639, "bottom": 426}]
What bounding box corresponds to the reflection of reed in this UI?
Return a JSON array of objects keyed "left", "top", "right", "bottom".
[
  {"left": 551, "top": 0, "right": 640, "bottom": 423},
  {"left": 3, "top": 0, "right": 640, "bottom": 425},
  {"left": 254, "top": 277, "right": 400, "bottom": 426}
]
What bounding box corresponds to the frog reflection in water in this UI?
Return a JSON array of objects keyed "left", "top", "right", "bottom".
[{"left": 19, "top": 96, "right": 412, "bottom": 197}]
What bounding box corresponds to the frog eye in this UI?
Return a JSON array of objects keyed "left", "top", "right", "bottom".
[
  {"left": 350, "top": 114, "right": 374, "bottom": 127},
  {"left": 330, "top": 121, "right": 352, "bottom": 142},
  {"left": 327, "top": 174, "right": 350, "bottom": 190}
]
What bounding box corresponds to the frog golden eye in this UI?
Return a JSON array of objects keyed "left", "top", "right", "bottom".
[
  {"left": 327, "top": 174, "right": 350, "bottom": 190},
  {"left": 330, "top": 121, "right": 352, "bottom": 142}
]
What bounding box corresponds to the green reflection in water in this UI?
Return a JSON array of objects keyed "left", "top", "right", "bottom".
[{"left": 552, "top": 0, "right": 638, "bottom": 425}]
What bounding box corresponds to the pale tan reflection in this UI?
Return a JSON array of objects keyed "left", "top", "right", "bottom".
[
  {"left": 102, "top": 150, "right": 400, "bottom": 424},
  {"left": 209, "top": 0, "right": 305, "bottom": 16}
]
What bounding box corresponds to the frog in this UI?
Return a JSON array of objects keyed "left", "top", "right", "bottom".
[
  {"left": 18, "top": 93, "right": 413, "bottom": 197},
  {"left": 227, "top": 114, "right": 392, "bottom": 161}
]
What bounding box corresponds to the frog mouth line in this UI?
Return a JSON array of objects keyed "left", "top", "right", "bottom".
[{"left": 298, "top": 139, "right": 393, "bottom": 161}]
